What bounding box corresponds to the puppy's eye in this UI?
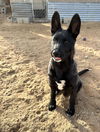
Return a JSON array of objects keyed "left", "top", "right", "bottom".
[{"left": 53, "top": 36, "right": 58, "bottom": 41}]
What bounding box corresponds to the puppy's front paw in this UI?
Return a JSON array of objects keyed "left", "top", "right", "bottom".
[
  {"left": 66, "top": 108, "right": 75, "bottom": 116},
  {"left": 48, "top": 102, "right": 56, "bottom": 111}
]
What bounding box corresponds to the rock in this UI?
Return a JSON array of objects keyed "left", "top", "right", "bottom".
[{"left": 83, "top": 37, "right": 87, "bottom": 41}]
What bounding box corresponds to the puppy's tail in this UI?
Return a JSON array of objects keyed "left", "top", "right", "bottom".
[{"left": 78, "top": 69, "right": 89, "bottom": 76}]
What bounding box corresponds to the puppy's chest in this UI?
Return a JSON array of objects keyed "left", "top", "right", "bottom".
[
  {"left": 55, "top": 69, "right": 71, "bottom": 90},
  {"left": 55, "top": 71, "right": 67, "bottom": 90},
  {"left": 56, "top": 80, "right": 65, "bottom": 90},
  {"left": 55, "top": 68, "right": 67, "bottom": 81}
]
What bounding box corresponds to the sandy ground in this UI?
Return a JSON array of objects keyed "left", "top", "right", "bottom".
[{"left": 0, "top": 18, "right": 100, "bottom": 132}]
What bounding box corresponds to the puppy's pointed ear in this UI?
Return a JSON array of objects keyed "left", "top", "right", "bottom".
[
  {"left": 68, "top": 14, "right": 81, "bottom": 38},
  {"left": 51, "top": 11, "right": 61, "bottom": 35}
]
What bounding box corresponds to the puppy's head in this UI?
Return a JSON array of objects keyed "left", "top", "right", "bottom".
[{"left": 51, "top": 11, "right": 81, "bottom": 63}]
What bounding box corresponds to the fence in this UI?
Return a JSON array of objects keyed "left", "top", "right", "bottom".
[
  {"left": 33, "top": 0, "right": 48, "bottom": 20},
  {"left": 10, "top": 0, "right": 100, "bottom": 23},
  {"left": 48, "top": 2, "right": 100, "bottom": 21},
  {"left": 10, "top": 0, "right": 48, "bottom": 23}
]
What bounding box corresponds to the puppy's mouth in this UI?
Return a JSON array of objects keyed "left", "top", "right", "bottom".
[{"left": 52, "top": 57, "right": 62, "bottom": 62}]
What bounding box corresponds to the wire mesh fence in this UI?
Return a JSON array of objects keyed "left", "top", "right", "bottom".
[
  {"left": 33, "top": 0, "right": 48, "bottom": 20},
  {"left": 10, "top": 0, "right": 48, "bottom": 23}
]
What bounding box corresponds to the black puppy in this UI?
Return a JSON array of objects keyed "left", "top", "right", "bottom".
[{"left": 48, "top": 11, "right": 89, "bottom": 116}]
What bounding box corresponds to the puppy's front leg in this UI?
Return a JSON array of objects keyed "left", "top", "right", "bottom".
[
  {"left": 66, "top": 87, "right": 77, "bottom": 116},
  {"left": 48, "top": 75, "right": 58, "bottom": 111}
]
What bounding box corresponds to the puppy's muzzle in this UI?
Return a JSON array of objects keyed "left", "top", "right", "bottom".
[{"left": 51, "top": 49, "right": 62, "bottom": 62}]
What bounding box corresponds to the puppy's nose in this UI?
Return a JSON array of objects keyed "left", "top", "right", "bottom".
[{"left": 52, "top": 49, "right": 59, "bottom": 57}]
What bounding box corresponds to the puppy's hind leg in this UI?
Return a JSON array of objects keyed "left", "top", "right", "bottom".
[{"left": 77, "top": 80, "right": 82, "bottom": 93}]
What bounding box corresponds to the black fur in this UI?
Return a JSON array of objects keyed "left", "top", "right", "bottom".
[{"left": 48, "top": 11, "right": 89, "bottom": 116}]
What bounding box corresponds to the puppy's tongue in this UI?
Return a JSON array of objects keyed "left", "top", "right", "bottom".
[{"left": 52, "top": 57, "right": 62, "bottom": 62}]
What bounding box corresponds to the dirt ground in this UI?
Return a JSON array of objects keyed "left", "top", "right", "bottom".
[{"left": 0, "top": 18, "right": 100, "bottom": 132}]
